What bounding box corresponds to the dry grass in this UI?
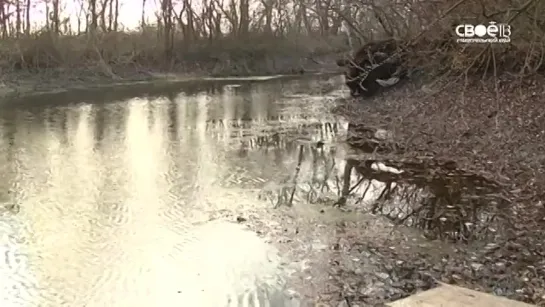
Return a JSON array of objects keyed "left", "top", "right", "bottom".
[{"left": 0, "top": 28, "right": 348, "bottom": 79}]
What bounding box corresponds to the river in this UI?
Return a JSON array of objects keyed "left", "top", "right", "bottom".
[
  {"left": 0, "top": 75, "right": 452, "bottom": 307},
  {"left": 0, "top": 75, "right": 343, "bottom": 306}
]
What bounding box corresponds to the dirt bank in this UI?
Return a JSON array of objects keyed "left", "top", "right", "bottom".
[
  {"left": 0, "top": 53, "right": 341, "bottom": 100},
  {"left": 0, "top": 31, "right": 347, "bottom": 101},
  {"left": 332, "top": 75, "right": 545, "bottom": 306}
]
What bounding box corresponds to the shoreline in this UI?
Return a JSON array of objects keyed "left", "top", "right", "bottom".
[
  {"left": 1, "top": 65, "right": 544, "bottom": 305},
  {"left": 332, "top": 75, "right": 545, "bottom": 306},
  {"left": 0, "top": 53, "right": 343, "bottom": 103},
  {"left": 0, "top": 70, "right": 342, "bottom": 109}
]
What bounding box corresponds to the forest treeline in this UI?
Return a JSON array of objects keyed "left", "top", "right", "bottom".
[{"left": 0, "top": 0, "right": 543, "bottom": 77}]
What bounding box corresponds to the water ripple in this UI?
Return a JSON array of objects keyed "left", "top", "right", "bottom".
[{"left": 0, "top": 76, "right": 347, "bottom": 306}]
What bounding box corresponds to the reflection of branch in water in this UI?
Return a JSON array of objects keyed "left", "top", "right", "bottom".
[
  {"left": 260, "top": 140, "right": 345, "bottom": 208},
  {"left": 311, "top": 146, "right": 318, "bottom": 184},
  {"left": 318, "top": 147, "right": 338, "bottom": 194},
  {"left": 258, "top": 180, "right": 292, "bottom": 209},
  {"left": 335, "top": 157, "right": 511, "bottom": 241},
  {"left": 287, "top": 145, "right": 305, "bottom": 207},
  {"left": 371, "top": 181, "right": 399, "bottom": 214},
  {"left": 336, "top": 159, "right": 369, "bottom": 206},
  {"left": 354, "top": 180, "right": 375, "bottom": 206},
  {"left": 320, "top": 122, "right": 338, "bottom": 140}
]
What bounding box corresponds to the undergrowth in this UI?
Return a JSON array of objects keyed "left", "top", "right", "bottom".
[{"left": 0, "top": 28, "right": 348, "bottom": 78}]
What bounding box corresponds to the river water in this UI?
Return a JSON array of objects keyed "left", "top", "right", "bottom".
[
  {"left": 0, "top": 75, "right": 456, "bottom": 307},
  {"left": 0, "top": 76, "right": 349, "bottom": 307}
]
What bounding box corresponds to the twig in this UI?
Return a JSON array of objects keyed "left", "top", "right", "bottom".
[
  {"left": 288, "top": 144, "right": 305, "bottom": 206},
  {"left": 406, "top": 0, "right": 469, "bottom": 47}
]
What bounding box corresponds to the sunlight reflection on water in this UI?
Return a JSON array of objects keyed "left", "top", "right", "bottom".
[{"left": 0, "top": 76, "right": 345, "bottom": 307}]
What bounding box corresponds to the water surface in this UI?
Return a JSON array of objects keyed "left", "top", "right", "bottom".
[{"left": 0, "top": 76, "right": 349, "bottom": 307}]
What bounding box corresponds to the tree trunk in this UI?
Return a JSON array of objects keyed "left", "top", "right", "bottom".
[
  {"left": 99, "top": 0, "right": 108, "bottom": 32},
  {"left": 52, "top": 0, "right": 60, "bottom": 33},
  {"left": 25, "top": 0, "right": 30, "bottom": 35},
  {"left": 161, "top": 0, "right": 174, "bottom": 61},
  {"left": 89, "top": 0, "right": 98, "bottom": 33},
  {"left": 0, "top": 4, "right": 7, "bottom": 38},
  {"left": 15, "top": 0, "right": 20, "bottom": 37},
  {"left": 141, "top": 0, "right": 147, "bottom": 27},
  {"left": 113, "top": 0, "right": 118, "bottom": 31},
  {"left": 108, "top": 0, "right": 113, "bottom": 31},
  {"left": 238, "top": 0, "right": 249, "bottom": 37}
]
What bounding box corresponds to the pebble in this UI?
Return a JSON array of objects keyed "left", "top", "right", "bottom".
[
  {"left": 376, "top": 272, "right": 390, "bottom": 280},
  {"left": 337, "top": 301, "right": 349, "bottom": 307}
]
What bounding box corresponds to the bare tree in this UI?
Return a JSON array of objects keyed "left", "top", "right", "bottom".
[
  {"left": 140, "top": 0, "right": 146, "bottom": 27},
  {"left": 159, "top": 0, "right": 174, "bottom": 59},
  {"left": 25, "top": 0, "right": 30, "bottom": 34},
  {"left": 88, "top": 0, "right": 97, "bottom": 33},
  {"left": 51, "top": 0, "right": 60, "bottom": 33},
  {"left": 14, "top": 0, "right": 20, "bottom": 36}
]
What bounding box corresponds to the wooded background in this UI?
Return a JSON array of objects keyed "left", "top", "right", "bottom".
[{"left": 0, "top": 0, "right": 541, "bottom": 75}]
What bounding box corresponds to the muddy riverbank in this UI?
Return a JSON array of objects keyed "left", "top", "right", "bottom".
[
  {"left": 0, "top": 74, "right": 471, "bottom": 306},
  {"left": 2, "top": 70, "right": 543, "bottom": 306},
  {"left": 0, "top": 54, "right": 341, "bottom": 100},
  {"left": 0, "top": 76, "right": 370, "bottom": 307},
  {"left": 330, "top": 75, "right": 545, "bottom": 306}
]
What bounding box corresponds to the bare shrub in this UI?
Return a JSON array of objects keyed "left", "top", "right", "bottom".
[
  {"left": 337, "top": 0, "right": 545, "bottom": 78},
  {"left": 0, "top": 0, "right": 358, "bottom": 79}
]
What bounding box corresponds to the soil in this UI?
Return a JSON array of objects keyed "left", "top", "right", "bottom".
[
  {"left": 329, "top": 75, "right": 545, "bottom": 307},
  {"left": 0, "top": 54, "right": 341, "bottom": 100},
  {"left": 208, "top": 198, "right": 545, "bottom": 307}
]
